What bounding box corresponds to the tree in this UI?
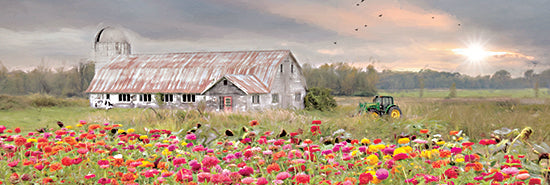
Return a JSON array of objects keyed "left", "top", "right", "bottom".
[
  {"left": 304, "top": 87, "right": 337, "bottom": 111},
  {"left": 418, "top": 76, "right": 425, "bottom": 98},
  {"left": 448, "top": 82, "right": 457, "bottom": 98}
]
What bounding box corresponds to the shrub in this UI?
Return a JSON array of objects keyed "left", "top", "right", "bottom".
[{"left": 304, "top": 87, "right": 337, "bottom": 111}]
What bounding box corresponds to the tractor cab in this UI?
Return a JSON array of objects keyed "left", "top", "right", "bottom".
[{"left": 359, "top": 95, "right": 402, "bottom": 118}]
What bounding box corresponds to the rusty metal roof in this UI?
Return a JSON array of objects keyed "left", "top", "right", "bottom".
[{"left": 86, "top": 50, "right": 291, "bottom": 94}]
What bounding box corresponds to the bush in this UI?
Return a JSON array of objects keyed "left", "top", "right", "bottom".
[
  {"left": 0, "top": 94, "right": 28, "bottom": 110},
  {"left": 304, "top": 87, "right": 337, "bottom": 111}
]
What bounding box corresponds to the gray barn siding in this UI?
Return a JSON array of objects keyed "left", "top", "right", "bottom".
[{"left": 203, "top": 79, "right": 246, "bottom": 111}]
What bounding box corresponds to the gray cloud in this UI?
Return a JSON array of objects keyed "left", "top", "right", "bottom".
[{"left": 0, "top": 0, "right": 548, "bottom": 76}]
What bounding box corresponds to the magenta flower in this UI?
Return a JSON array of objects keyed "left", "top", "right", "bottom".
[
  {"left": 185, "top": 133, "right": 197, "bottom": 140},
  {"left": 201, "top": 156, "right": 220, "bottom": 168},
  {"left": 85, "top": 174, "right": 96, "bottom": 179},
  {"left": 450, "top": 147, "right": 462, "bottom": 155},
  {"left": 97, "top": 178, "right": 111, "bottom": 184},
  {"left": 239, "top": 166, "right": 254, "bottom": 176},
  {"left": 376, "top": 168, "right": 389, "bottom": 180}
]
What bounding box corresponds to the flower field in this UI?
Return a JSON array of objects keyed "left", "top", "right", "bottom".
[{"left": 0, "top": 119, "right": 548, "bottom": 184}]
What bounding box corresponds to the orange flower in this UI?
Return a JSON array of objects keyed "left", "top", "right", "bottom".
[
  {"left": 88, "top": 124, "right": 101, "bottom": 130},
  {"left": 267, "top": 163, "right": 281, "bottom": 174},
  {"left": 420, "top": 129, "right": 429, "bottom": 134},
  {"left": 344, "top": 177, "right": 357, "bottom": 185},
  {"left": 439, "top": 150, "right": 451, "bottom": 158},
  {"left": 63, "top": 137, "right": 77, "bottom": 145},
  {"left": 49, "top": 162, "right": 63, "bottom": 172},
  {"left": 111, "top": 158, "right": 125, "bottom": 167},
  {"left": 14, "top": 137, "right": 27, "bottom": 146},
  {"left": 249, "top": 120, "right": 259, "bottom": 127},
  {"left": 121, "top": 172, "right": 136, "bottom": 182},
  {"left": 273, "top": 151, "right": 286, "bottom": 161},
  {"left": 449, "top": 131, "right": 459, "bottom": 135}
]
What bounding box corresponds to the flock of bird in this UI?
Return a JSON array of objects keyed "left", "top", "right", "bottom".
[{"left": 333, "top": 0, "right": 461, "bottom": 45}]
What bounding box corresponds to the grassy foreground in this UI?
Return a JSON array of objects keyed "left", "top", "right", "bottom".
[{"left": 1, "top": 93, "right": 549, "bottom": 144}]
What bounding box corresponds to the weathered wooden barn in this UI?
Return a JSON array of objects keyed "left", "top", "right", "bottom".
[{"left": 85, "top": 27, "right": 307, "bottom": 111}]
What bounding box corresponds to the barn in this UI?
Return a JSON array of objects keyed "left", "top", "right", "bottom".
[{"left": 85, "top": 27, "right": 307, "bottom": 111}]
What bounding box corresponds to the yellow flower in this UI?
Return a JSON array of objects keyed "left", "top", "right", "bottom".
[
  {"left": 163, "top": 140, "right": 170, "bottom": 143},
  {"left": 162, "top": 149, "right": 172, "bottom": 156},
  {"left": 366, "top": 154, "right": 379, "bottom": 165},
  {"left": 27, "top": 138, "right": 37, "bottom": 143},
  {"left": 393, "top": 147, "right": 407, "bottom": 155},
  {"left": 139, "top": 135, "right": 148, "bottom": 140},
  {"left": 144, "top": 144, "right": 153, "bottom": 148},
  {"left": 127, "top": 128, "right": 135, "bottom": 133},
  {"left": 76, "top": 124, "right": 82, "bottom": 127},
  {"left": 181, "top": 141, "right": 188, "bottom": 146},
  {"left": 456, "top": 158, "right": 465, "bottom": 163},
  {"left": 403, "top": 146, "right": 413, "bottom": 153},
  {"left": 140, "top": 161, "right": 150, "bottom": 167},
  {"left": 361, "top": 138, "right": 371, "bottom": 144},
  {"left": 398, "top": 138, "right": 410, "bottom": 144},
  {"left": 351, "top": 150, "right": 359, "bottom": 156},
  {"left": 66, "top": 126, "right": 72, "bottom": 129},
  {"left": 436, "top": 141, "right": 446, "bottom": 145},
  {"left": 118, "top": 129, "right": 126, "bottom": 134},
  {"left": 456, "top": 137, "right": 463, "bottom": 141}
]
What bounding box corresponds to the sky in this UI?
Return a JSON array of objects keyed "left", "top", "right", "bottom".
[{"left": 0, "top": 0, "right": 549, "bottom": 77}]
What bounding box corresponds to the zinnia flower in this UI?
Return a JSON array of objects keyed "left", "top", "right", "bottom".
[
  {"left": 376, "top": 169, "right": 389, "bottom": 180},
  {"left": 295, "top": 173, "right": 310, "bottom": 184},
  {"left": 276, "top": 172, "right": 290, "bottom": 180},
  {"left": 256, "top": 177, "right": 268, "bottom": 185}
]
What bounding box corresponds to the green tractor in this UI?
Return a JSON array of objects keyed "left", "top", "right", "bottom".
[{"left": 358, "top": 95, "right": 402, "bottom": 119}]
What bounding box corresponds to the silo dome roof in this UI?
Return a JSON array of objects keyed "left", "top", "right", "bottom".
[{"left": 95, "top": 27, "right": 128, "bottom": 43}]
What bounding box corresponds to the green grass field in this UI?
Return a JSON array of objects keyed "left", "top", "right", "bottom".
[
  {"left": 1, "top": 90, "right": 549, "bottom": 144},
  {"left": 379, "top": 88, "right": 550, "bottom": 98}
]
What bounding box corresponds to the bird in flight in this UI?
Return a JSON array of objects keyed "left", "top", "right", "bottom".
[
  {"left": 355, "top": 28, "right": 359, "bottom": 31},
  {"left": 432, "top": 16, "right": 435, "bottom": 19},
  {"left": 364, "top": 24, "right": 368, "bottom": 27},
  {"left": 333, "top": 41, "right": 337, "bottom": 44},
  {"left": 379, "top": 14, "right": 383, "bottom": 17}
]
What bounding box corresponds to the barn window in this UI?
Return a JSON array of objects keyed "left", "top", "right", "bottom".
[
  {"left": 106, "top": 94, "right": 110, "bottom": 100},
  {"left": 118, "top": 94, "right": 131, "bottom": 102},
  {"left": 252, "top": 95, "right": 260, "bottom": 104},
  {"left": 295, "top": 92, "right": 301, "bottom": 101},
  {"left": 291, "top": 64, "right": 294, "bottom": 73},
  {"left": 161, "top": 94, "right": 174, "bottom": 102},
  {"left": 182, "top": 94, "right": 196, "bottom": 103},
  {"left": 280, "top": 64, "right": 283, "bottom": 73},
  {"left": 140, "top": 94, "right": 152, "bottom": 102},
  {"left": 223, "top": 80, "right": 228, "bottom": 85},
  {"left": 272, "top": 94, "right": 279, "bottom": 103}
]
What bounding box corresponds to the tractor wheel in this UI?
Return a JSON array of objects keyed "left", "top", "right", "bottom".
[
  {"left": 389, "top": 107, "right": 402, "bottom": 119},
  {"left": 368, "top": 110, "right": 380, "bottom": 119}
]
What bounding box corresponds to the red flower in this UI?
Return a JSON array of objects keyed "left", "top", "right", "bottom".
[
  {"left": 310, "top": 126, "right": 321, "bottom": 136},
  {"left": 420, "top": 129, "right": 429, "bottom": 134},
  {"left": 444, "top": 167, "right": 459, "bottom": 179},
  {"left": 267, "top": 163, "right": 281, "bottom": 174},
  {"left": 479, "top": 139, "right": 497, "bottom": 145},
  {"left": 201, "top": 156, "right": 220, "bottom": 169},
  {"left": 295, "top": 173, "right": 311, "bottom": 184},
  {"left": 14, "top": 127, "right": 21, "bottom": 133},
  {"left": 61, "top": 157, "right": 73, "bottom": 166},
  {"left": 312, "top": 120, "right": 322, "bottom": 124},
  {"left": 14, "top": 137, "right": 27, "bottom": 146},
  {"left": 373, "top": 139, "right": 382, "bottom": 144},
  {"left": 529, "top": 178, "right": 542, "bottom": 185},
  {"left": 359, "top": 173, "right": 373, "bottom": 184}
]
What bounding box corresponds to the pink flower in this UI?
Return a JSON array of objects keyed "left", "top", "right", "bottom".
[
  {"left": 241, "top": 177, "right": 255, "bottom": 184},
  {"left": 501, "top": 167, "right": 519, "bottom": 175},
  {"left": 239, "top": 166, "right": 254, "bottom": 176},
  {"left": 201, "top": 156, "right": 220, "bottom": 169},
  {"left": 8, "top": 160, "right": 19, "bottom": 167},
  {"left": 97, "top": 178, "right": 111, "bottom": 184},
  {"left": 516, "top": 173, "right": 530, "bottom": 180},
  {"left": 393, "top": 153, "right": 408, "bottom": 160},
  {"left": 97, "top": 159, "right": 110, "bottom": 168},
  {"left": 276, "top": 172, "right": 291, "bottom": 180},
  {"left": 376, "top": 168, "right": 389, "bottom": 180},
  {"left": 85, "top": 174, "right": 96, "bottom": 179},
  {"left": 197, "top": 172, "right": 211, "bottom": 183},
  {"left": 185, "top": 133, "right": 196, "bottom": 140},
  {"left": 256, "top": 177, "right": 268, "bottom": 185}
]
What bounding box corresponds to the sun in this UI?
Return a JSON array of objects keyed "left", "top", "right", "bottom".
[{"left": 452, "top": 43, "right": 489, "bottom": 62}]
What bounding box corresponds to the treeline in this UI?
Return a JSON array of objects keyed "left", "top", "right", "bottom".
[
  {"left": 302, "top": 63, "right": 379, "bottom": 96},
  {"left": 0, "top": 62, "right": 94, "bottom": 97},
  {"left": 303, "top": 63, "right": 549, "bottom": 96}
]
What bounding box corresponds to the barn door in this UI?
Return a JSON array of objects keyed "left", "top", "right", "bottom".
[{"left": 223, "top": 96, "right": 232, "bottom": 111}]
